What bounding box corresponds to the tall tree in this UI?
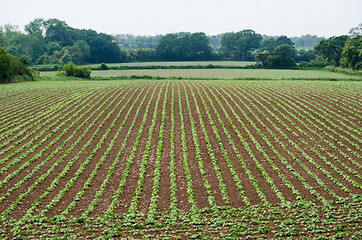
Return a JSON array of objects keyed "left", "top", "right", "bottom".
[
  {"left": 314, "top": 35, "right": 349, "bottom": 66},
  {"left": 220, "top": 30, "right": 262, "bottom": 60},
  {"left": 341, "top": 36, "right": 362, "bottom": 70},
  {"left": 155, "top": 32, "right": 213, "bottom": 61},
  {"left": 269, "top": 44, "right": 297, "bottom": 68},
  {"left": 44, "top": 19, "right": 73, "bottom": 47},
  {"left": 276, "top": 35, "right": 294, "bottom": 47},
  {"left": 349, "top": 23, "right": 362, "bottom": 38},
  {"left": 183, "top": 32, "right": 213, "bottom": 60},
  {"left": 155, "top": 34, "right": 181, "bottom": 60},
  {"left": 25, "top": 18, "right": 46, "bottom": 36},
  {"left": 259, "top": 38, "right": 278, "bottom": 53}
]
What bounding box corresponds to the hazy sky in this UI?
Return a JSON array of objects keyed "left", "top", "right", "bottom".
[{"left": 1, "top": 0, "right": 361, "bottom": 37}]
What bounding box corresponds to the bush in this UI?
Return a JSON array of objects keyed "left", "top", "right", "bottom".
[
  {"left": 299, "top": 58, "right": 329, "bottom": 68},
  {"left": 53, "top": 64, "right": 60, "bottom": 71},
  {"left": 100, "top": 63, "right": 109, "bottom": 70},
  {"left": 63, "top": 62, "right": 91, "bottom": 78},
  {"left": 0, "top": 48, "right": 33, "bottom": 83}
]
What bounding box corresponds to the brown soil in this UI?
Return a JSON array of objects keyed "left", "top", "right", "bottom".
[{"left": 1, "top": 81, "right": 360, "bottom": 221}]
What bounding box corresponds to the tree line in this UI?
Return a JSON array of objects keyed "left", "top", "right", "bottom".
[
  {"left": 1, "top": 19, "right": 361, "bottom": 71},
  {"left": 0, "top": 29, "right": 33, "bottom": 83},
  {"left": 1, "top": 18, "right": 121, "bottom": 65}
]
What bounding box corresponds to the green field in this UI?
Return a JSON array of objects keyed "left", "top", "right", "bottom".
[
  {"left": 88, "top": 61, "right": 256, "bottom": 68},
  {"left": 32, "top": 61, "right": 255, "bottom": 70},
  {"left": 41, "top": 68, "right": 361, "bottom": 80},
  {"left": 1, "top": 69, "right": 361, "bottom": 239}
]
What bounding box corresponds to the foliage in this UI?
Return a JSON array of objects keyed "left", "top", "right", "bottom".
[
  {"left": 155, "top": 32, "right": 214, "bottom": 61},
  {"left": 299, "top": 57, "right": 329, "bottom": 68},
  {"left": 255, "top": 44, "right": 297, "bottom": 68},
  {"left": 259, "top": 38, "right": 278, "bottom": 53},
  {"left": 341, "top": 36, "right": 362, "bottom": 70},
  {"left": 270, "top": 44, "right": 297, "bottom": 68},
  {"left": 349, "top": 23, "right": 362, "bottom": 38},
  {"left": 291, "top": 34, "right": 324, "bottom": 49},
  {"left": 220, "top": 30, "right": 262, "bottom": 60},
  {"left": 62, "top": 62, "right": 91, "bottom": 78},
  {"left": 125, "top": 48, "right": 158, "bottom": 62},
  {"left": 0, "top": 30, "right": 33, "bottom": 82},
  {"left": 297, "top": 49, "right": 316, "bottom": 62},
  {"left": 314, "top": 35, "right": 349, "bottom": 66},
  {"left": 255, "top": 50, "right": 270, "bottom": 66},
  {"left": 99, "top": 63, "right": 109, "bottom": 70},
  {"left": 2, "top": 18, "right": 121, "bottom": 64},
  {"left": 0, "top": 80, "right": 360, "bottom": 239},
  {"left": 114, "top": 34, "right": 163, "bottom": 49}
]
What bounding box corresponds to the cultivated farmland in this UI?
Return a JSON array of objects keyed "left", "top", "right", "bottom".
[
  {"left": 40, "top": 68, "right": 362, "bottom": 80},
  {"left": 0, "top": 80, "right": 361, "bottom": 239}
]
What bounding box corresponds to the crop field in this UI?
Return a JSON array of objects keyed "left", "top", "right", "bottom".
[
  {"left": 0, "top": 80, "right": 361, "bottom": 239},
  {"left": 40, "top": 68, "right": 361, "bottom": 80}
]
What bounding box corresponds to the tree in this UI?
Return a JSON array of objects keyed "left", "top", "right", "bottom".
[
  {"left": 259, "top": 38, "right": 278, "bottom": 53},
  {"left": 269, "top": 44, "right": 297, "bottom": 68},
  {"left": 255, "top": 50, "right": 270, "bottom": 66},
  {"left": 297, "top": 49, "right": 316, "bottom": 62},
  {"left": 341, "top": 36, "right": 362, "bottom": 70},
  {"left": 276, "top": 35, "right": 294, "bottom": 47},
  {"left": 74, "top": 40, "right": 91, "bottom": 63},
  {"left": 63, "top": 62, "right": 91, "bottom": 78},
  {"left": 349, "top": 23, "right": 362, "bottom": 38},
  {"left": 183, "top": 32, "right": 213, "bottom": 60},
  {"left": 0, "top": 47, "right": 10, "bottom": 80},
  {"left": 220, "top": 30, "right": 262, "bottom": 60},
  {"left": 292, "top": 35, "right": 324, "bottom": 49},
  {"left": 88, "top": 33, "right": 121, "bottom": 63},
  {"left": 314, "top": 35, "right": 349, "bottom": 66},
  {"left": 0, "top": 30, "right": 32, "bottom": 82},
  {"left": 133, "top": 48, "right": 158, "bottom": 62},
  {"left": 155, "top": 34, "right": 181, "bottom": 60},
  {"left": 44, "top": 19, "right": 73, "bottom": 47},
  {"left": 155, "top": 32, "right": 214, "bottom": 61},
  {"left": 25, "top": 18, "right": 46, "bottom": 36}
]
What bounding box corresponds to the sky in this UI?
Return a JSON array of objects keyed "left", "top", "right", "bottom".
[{"left": 0, "top": 0, "right": 361, "bottom": 37}]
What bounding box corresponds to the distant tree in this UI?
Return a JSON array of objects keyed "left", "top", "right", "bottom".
[
  {"left": 44, "top": 19, "right": 73, "bottom": 47},
  {"left": 0, "top": 30, "right": 33, "bottom": 82},
  {"left": 267, "top": 44, "right": 297, "bottom": 68},
  {"left": 63, "top": 62, "right": 91, "bottom": 78},
  {"left": 259, "top": 38, "right": 278, "bottom": 53},
  {"left": 255, "top": 44, "right": 297, "bottom": 68},
  {"left": 74, "top": 40, "right": 91, "bottom": 63},
  {"left": 0, "top": 28, "right": 4, "bottom": 46},
  {"left": 4, "top": 31, "right": 46, "bottom": 63},
  {"left": 291, "top": 35, "right": 324, "bottom": 49},
  {"left": 297, "top": 49, "right": 316, "bottom": 62},
  {"left": 155, "top": 34, "right": 183, "bottom": 60},
  {"left": 100, "top": 63, "right": 109, "bottom": 70},
  {"left": 25, "top": 18, "right": 46, "bottom": 36},
  {"left": 156, "top": 32, "right": 213, "bottom": 61},
  {"left": 276, "top": 36, "right": 294, "bottom": 47},
  {"left": 221, "top": 30, "right": 262, "bottom": 60},
  {"left": 341, "top": 36, "right": 362, "bottom": 70},
  {"left": 59, "top": 46, "right": 83, "bottom": 64},
  {"left": 349, "top": 23, "right": 362, "bottom": 38},
  {"left": 133, "top": 48, "right": 158, "bottom": 62},
  {"left": 46, "top": 42, "right": 61, "bottom": 55},
  {"left": 0, "top": 47, "right": 10, "bottom": 80},
  {"left": 314, "top": 35, "right": 349, "bottom": 66},
  {"left": 255, "top": 50, "right": 270, "bottom": 66},
  {"left": 183, "top": 32, "right": 213, "bottom": 60},
  {"left": 209, "top": 34, "right": 224, "bottom": 51},
  {"left": 89, "top": 33, "right": 121, "bottom": 63}
]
